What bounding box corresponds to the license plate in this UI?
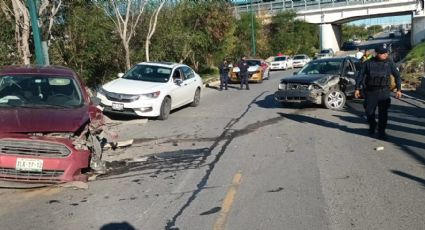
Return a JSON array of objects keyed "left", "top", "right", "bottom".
[
  {"left": 112, "top": 103, "right": 124, "bottom": 111},
  {"left": 15, "top": 158, "right": 43, "bottom": 172}
]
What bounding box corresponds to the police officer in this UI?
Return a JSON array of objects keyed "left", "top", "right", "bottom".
[
  {"left": 219, "top": 59, "right": 229, "bottom": 90},
  {"left": 238, "top": 56, "right": 250, "bottom": 90},
  {"left": 355, "top": 44, "right": 402, "bottom": 139}
]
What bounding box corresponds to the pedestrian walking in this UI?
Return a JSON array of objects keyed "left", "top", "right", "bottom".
[
  {"left": 238, "top": 56, "right": 250, "bottom": 90},
  {"left": 219, "top": 59, "right": 230, "bottom": 90},
  {"left": 354, "top": 44, "right": 402, "bottom": 140}
]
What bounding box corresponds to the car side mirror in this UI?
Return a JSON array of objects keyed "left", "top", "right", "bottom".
[
  {"left": 293, "top": 71, "right": 298, "bottom": 75},
  {"left": 346, "top": 71, "right": 355, "bottom": 77},
  {"left": 117, "top": 73, "right": 124, "bottom": 78},
  {"left": 91, "top": 96, "right": 101, "bottom": 105},
  {"left": 174, "top": 78, "right": 183, "bottom": 86}
]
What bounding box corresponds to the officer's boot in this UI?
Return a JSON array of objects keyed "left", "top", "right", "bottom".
[{"left": 367, "top": 114, "right": 377, "bottom": 135}]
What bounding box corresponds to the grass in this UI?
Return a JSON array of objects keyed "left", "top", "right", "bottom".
[
  {"left": 405, "top": 42, "right": 425, "bottom": 62},
  {"left": 400, "top": 42, "right": 425, "bottom": 86}
]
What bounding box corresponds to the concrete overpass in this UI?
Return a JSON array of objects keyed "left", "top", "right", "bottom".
[{"left": 233, "top": 0, "right": 425, "bottom": 52}]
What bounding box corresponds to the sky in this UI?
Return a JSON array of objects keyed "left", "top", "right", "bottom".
[{"left": 349, "top": 15, "right": 412, "bottom": 26}]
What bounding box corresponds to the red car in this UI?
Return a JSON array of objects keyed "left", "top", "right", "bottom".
[{"left": 0, "top": 65, "right": 104, "bottom": 183}]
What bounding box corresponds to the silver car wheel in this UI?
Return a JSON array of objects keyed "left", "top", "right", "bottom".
[{"left": 324, "top": 89, "right": 346, "bottom": 110}]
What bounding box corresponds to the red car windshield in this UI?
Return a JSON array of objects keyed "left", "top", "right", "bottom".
[{"left": 0, "top": 75, "right": 83, "bottom": 108}]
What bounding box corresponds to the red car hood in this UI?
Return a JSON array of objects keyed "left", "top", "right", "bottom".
[{"left": 0, "top": 106, "right": 89, "bottom": 133}]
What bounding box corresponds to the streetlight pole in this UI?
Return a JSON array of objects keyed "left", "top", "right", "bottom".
[
  {"left": 27, "top": 0, "right": 45, "bottom": 65},
  {"left": 250, "top": 0, "right": 256, "bottom": 56}
]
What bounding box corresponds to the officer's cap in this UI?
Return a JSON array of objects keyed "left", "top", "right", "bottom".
[{"left": 375, "top": 44, "right": 388, "bottom": 54}]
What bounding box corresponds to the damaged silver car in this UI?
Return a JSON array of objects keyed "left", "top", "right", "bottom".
[{"left": 274, "top": 57, "right": 359, "bottom": 110}]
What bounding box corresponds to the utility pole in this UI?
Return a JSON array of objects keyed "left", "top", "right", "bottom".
[
  {"left": 27, "top": 0, "right": 45, "bottom": 65},
  {"left": 250, "top": 0, "right": 256, "bottom": 56}
]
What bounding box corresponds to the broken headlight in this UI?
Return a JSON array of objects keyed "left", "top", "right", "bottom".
[{"left": 308, "top": 84, "right": 322, "bottom": 90}]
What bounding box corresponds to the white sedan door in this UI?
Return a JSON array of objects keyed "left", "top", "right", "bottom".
[
  {"left": 169, "top": 68, "right": 189, "bottom": 108},
  {"left": 181, "top": 66, "right": 199, "bottom": 104}
]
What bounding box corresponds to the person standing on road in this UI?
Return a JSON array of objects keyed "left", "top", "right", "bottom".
[
  {"left": 238, "top": 56, "right": 250, "bottom": 90},
  {"left": 355, "top": 48, "right": 364, "bottom": 60},
  {"left": 354, "top": 44, "right": 402, "bottom": 140},
  {"left": 219, "top": 59, "right": 230, "bottom": 90},
  {"left": 361, "top": 50, "right": 373, "bottom": 63}
]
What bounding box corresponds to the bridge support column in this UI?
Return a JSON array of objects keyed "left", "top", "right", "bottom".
[
  {"left": 319, "top": 24, "right": 341, "bottom": 52},
  {"left": 412, "top": 14, "right": 425, "bottom": 45}
]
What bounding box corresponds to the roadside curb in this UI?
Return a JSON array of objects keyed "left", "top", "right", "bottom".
[{"left": 203, "top": 76, "right": 220, "bottom": 88}]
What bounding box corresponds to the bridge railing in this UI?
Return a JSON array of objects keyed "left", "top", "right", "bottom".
[{"left": 233, "top": 0, "right": 390, "bottom": 14}]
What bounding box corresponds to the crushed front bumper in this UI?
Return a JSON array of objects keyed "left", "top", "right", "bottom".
[
  {"left": 274, "top": 89, "right": 322, "bottom": 104},
  {"left": 0, "top": 137, "right": 90, "bottom": 183}
]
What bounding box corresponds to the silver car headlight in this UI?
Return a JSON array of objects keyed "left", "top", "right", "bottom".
[
  {"left": 97, "top": 86, "right": 108, "bottom": 96},
  {"left": 278, "top": 83, "right": 286, "bottom": 90},
  {"left": 139, "top": 91, "right": 161, "bottom": 100}
]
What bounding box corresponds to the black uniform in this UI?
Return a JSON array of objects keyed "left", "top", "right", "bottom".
[
  {"left": 355, "top": 56, "right": 401, "bottom": 137},
  {"left": 219, "top": 62, "right": 229, "bottom": 90},
  {"left": 238, "top": 60, "right": 250, "bottom": 90}
]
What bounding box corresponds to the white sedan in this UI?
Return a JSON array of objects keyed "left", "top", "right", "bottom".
[
  {"left": 292, "top": 54, "right": 311, "bottom": 68},
  {"left": 270, "top": 55, "right": 293, "bottom": 70},
  {"left": 97, "top": 62, "right": 203, "bottom": 120}
]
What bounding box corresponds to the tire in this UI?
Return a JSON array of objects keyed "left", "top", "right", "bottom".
[
  {"left": 323, "top": 89, "right": 346, "bottom": 110},
  {"left": 190, "top": 88, "right": 201, "bottom": 107},
  {"left": 158, "top": 97, "right": 171, "bottom": 120}
]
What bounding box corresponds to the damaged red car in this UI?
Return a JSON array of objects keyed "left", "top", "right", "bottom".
[{"left": 0, "top": 65, "right": 105, "bottom": 183}]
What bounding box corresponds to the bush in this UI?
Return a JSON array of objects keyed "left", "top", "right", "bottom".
[{"left": 198, "top": 65, "right": 219, "bottom": 75}]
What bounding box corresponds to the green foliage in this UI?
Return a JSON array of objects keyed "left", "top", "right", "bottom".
[
  {"left": 405, "top": 42, "right": 425, "bottom": 62},
  {"left": 233, "top": 13, "right": 260, "bottom": 58},
  {"left": 48, "top": 1, "right": 121, "bottom": 86},
  {"left": 0, "top": 10, "right": 20, "bottom": 65},
  {"left": 267, "top": 11, "right": 319, "bottom": 57},
  {"left": 1, "top": 1, "right": 321, "bottom": 85},
  {"left": 366, "top": 25, "right": 383, "bottom": 36},
  {"left": 342, "top": 24, "right": 382, "bottom": 42},
  {"left": 141, "top": 0, "right": 236, "bottom": 71}
]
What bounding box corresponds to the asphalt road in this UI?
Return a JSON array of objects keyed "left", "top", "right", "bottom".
[{"left": 1, "top": 70, "right": 424, "bottom": 230}]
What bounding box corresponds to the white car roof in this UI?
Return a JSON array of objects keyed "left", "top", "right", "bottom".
[{"left": 135, "top": 61, "right": 185, "bottom": 69}]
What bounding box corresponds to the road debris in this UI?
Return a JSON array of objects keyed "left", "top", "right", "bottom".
[
  {"left": 59, "top": 181, "right": 89, "bottom": 190},
  {"left": 375, "top": 146, "right": 385, "bottom": 151},
  {"left": 104, "top": 139, "right": 134, "bottom": 150}
]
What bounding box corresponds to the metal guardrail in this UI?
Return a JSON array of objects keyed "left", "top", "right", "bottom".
[{"left": 233, "top": 0, "right": 390, "bottom": 14}]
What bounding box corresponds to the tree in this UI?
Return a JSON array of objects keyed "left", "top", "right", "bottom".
[
  {"left": 141, "top": 0, "right": 236, "bottom": 71},
  {"left": 38, "top": 0, "right": 62, "bottom": 64},
  {"left": 0, "top": 4, "right": 19, "bottom": 65},
  {"left": 49, "top": 0, "right": 121, "bottom": 85},
  {"left": 233, "top": 13, "right": 261, "bottom": 58},
  {"left": 0, "top": 0, "right": 31, "bottom": 64},
  {"left": 267, "top": 11, "right": 318, "bottom": 57},
  {"left": 145, "top": 0, "right": 166, "bottom": 62},
  {"left": 99, "top": 0, "right": 148, "bottom": 70}
]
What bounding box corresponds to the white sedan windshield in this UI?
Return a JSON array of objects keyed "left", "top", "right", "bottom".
[{"left": 123, "top": 65, "right": 172, "bottom": 83}]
